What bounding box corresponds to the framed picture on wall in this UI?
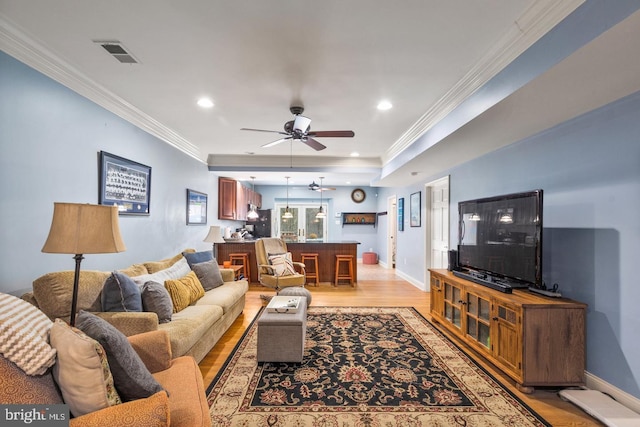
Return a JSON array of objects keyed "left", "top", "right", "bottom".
[
  {"left": 410, "top": 191, "right": 421, "bottom": 227},
  {"left": 99, "top": 151, "right": 151, "bottom": 215},
  {"left": 186, "top": 189, "right": 208, "bottom": 225},
  {"left": 398, "top": 197, "right": 404, "bottom": 231}
]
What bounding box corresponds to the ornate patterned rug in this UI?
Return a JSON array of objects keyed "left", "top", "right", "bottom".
[{"left": 207, "top": 307, "right": 549, "bottom": 426}]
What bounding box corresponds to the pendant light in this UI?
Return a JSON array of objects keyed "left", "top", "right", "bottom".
[
  {"left": 283, "top": 176, "right": 293, "bottom": 219},
  {"left": 247, "top": 176, "right": 259, "bottom": 219},
  {"left": 316, "top": 177, "right": 326, "bottom": 219}
]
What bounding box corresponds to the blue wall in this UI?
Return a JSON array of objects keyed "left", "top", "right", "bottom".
[{"left": 0, "top": 51, "right": 237, "bottom": 295}]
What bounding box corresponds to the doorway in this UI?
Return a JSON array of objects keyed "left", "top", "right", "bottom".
[
  {"left": 425, "top": 177, "right": 450, "bottom": 287},
  {"left": 387, "top": 196, "right": 397, "bottom": 268}
]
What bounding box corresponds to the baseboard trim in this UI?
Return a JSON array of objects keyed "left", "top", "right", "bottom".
[
  {"left": 394, "top": 269, "right": 426, "bottom": 291},
  {"left": 584, "top": 371, "right": 640, "bottom": 415}
]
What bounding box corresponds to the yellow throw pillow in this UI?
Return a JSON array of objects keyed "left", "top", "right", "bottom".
[{"left": 164, "top": 271, "right": 205, "bottom": 313}]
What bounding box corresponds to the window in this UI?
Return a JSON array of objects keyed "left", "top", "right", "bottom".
[{"left": 276, "top": 203, "right": 328, "bottom": 242}]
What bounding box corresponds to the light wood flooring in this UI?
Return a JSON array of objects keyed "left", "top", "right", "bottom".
[{"left": 199, "top": 262, "right": 602, "bottom": 426}]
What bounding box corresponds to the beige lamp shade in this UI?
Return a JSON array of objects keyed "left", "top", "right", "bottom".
[
  {"left": 42, "top": 203, "right": 126, "bottom": 254},
  {"left": 203, "top": 225, "right": 225, "bottom": 244}
]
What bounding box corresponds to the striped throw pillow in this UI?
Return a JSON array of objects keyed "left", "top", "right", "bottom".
[{"left": 0, "top": 292, "right": 57, "bottom": 375}]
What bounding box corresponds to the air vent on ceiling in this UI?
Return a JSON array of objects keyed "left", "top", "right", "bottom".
[{"left": 94, "top": 41, "right": 139, "bottom": 64}]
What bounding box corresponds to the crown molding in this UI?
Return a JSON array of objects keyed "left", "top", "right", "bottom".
[
  {"left": 0, "top": 15, "right": 204, "bottom": 163},
  {"left": 383, "top": 0, "right": 584, "bottom": 164}
]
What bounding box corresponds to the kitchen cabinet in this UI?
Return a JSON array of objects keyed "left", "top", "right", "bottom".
[{"left": 218, "top": 177, "right": 262, "bottom": 221}]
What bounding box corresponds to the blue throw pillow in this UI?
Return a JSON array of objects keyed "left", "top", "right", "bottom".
[
  {"left": 101, "top": 271, "right": 142, "bottom": 312},
  {"left": 183, "top": 250, "right": 214, "bottom": 268},
  {"left": 76, "top": 311, "right": 165, "bottom": 401}
]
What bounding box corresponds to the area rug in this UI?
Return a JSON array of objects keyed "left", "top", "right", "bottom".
[{"left": 207, "top": 306, "right": 549, "bottom": 426}]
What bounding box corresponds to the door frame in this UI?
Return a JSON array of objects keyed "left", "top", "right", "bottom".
[
  {"left": 424, "top": 176, "right": 450, "bottom": 289},
  {"left": 386, "top": 195, "right": 397, "bottom": 268}
]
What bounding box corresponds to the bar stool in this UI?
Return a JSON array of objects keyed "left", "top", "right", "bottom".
[
  {"left": 300, "top": 253, "right": 320, "bottom": 286},
  {"left": 335, "top": 255, "right": 355, "bottom": 287},
  {"left": 229, "top": 253, "right": 251, "bottom": 282}
]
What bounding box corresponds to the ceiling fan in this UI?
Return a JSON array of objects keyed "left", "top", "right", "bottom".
[
  {"left": 308, "top": 180, "right": 336, "bottom": 191},
  {"left": 241, "top": 106, "right": 355, "bottom": 151}
]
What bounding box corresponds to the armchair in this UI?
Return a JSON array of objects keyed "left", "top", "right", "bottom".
[{"left": 255, "top": 238, "right": 306, "bottom": 293}]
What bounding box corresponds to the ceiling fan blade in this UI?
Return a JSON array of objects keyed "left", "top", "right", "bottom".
[
  {"left": 302, "top": 137, "right": 326, "bottom": 151},
  {"left": 241, "top": 127, "right": 288, "bottom": 135},
  {"left": 308, "top": 130, "right": 355, "bottom": 138},
  {"left": 262, "top": 136, "right": 292, "bottom": 148}
]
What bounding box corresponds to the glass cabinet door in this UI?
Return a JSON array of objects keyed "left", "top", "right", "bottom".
[
  {"left": 465, "top": 292, "right": 491, "bottom": 349},
  {"left": 443, "top": 282, "right": 462, "bottom": 329}
]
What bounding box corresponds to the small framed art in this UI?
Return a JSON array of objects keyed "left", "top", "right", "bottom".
[
  {"left": 410, "top": 191, "right": 421, "bottom": 227},
  {"left": 187, "top": 189, "right": 208, "bottom": 225},
  {"left": 398, "top": 197, "right": 404, "bottom": 231}
]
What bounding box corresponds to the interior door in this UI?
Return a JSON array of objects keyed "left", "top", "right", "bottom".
[{"left": 428, "top": 177, "right": 450, "bottom": 269}]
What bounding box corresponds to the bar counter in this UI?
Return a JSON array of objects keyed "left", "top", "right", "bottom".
[{"left": 216, "top": 240, "right": 360, "bottom": 284}]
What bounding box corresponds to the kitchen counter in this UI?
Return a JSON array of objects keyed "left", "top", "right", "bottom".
[{"left": 216, "top": 240, "right": 359, "bottom": 284}]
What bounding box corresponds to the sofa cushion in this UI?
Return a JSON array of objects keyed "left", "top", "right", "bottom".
[
  {"left": 102, "top": 272, "right": 143, "bottom": 312},
  {"left": 118, "top": 263, "right": 148, "bottom": 277},
  {"left": 32, "top": 270, "right": 109, "bottom": 321},
  {"left": 158, "top": 305, "right": 223, "bottom": 358},
  {"left": 0, "top": 292, "right": 56, "bottom": 376},
  {"left": 164, "top": 271, "right": 205, "bottom": 313},
  {"left": 195, "top": 280, "right": 249, "bottom": 314},
  {"left": 141, "top": 281, "right": 173, "bottom": 324},
  {"left": 182, "top": 250, "right": 213, "bottom": 268},
  {"left": 76, "top": 311, "right": 165, "bottom": 402},
  {"left": 131, "top": 257, "right": 191, "bottom": 288},
  {"left": 144, "top": 249, "right": 195, "bottom": 274},
  {"left": 191, "top": 260, "right": 224, "bottom": 290},
  {"left": 50, "top": 319, "right": 122, "bottom": 417}
]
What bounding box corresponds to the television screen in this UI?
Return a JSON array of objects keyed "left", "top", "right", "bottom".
[{"left": 457, "top": 190, "right": 543, "bottom": 288}]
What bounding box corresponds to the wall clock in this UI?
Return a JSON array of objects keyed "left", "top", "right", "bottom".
[{"left": 351, "top": 188, "right": 366, "bottom": 203}]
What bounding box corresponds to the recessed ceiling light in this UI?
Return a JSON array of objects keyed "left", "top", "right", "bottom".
[
  {"left": 377, "top": 100, "right": 392, "bottom": 111},
  {"left": 350, "top": 152, "right": 360, "bottom": 157},
  {"left": 197, "top": 97, "right": 214, "bottom": 108}
]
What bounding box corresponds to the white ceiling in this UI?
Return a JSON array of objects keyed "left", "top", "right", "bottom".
[{"left": 2, "top": 1, "right": 638, "bottom": 187}]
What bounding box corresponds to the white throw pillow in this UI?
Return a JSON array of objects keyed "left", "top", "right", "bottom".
[
  {"left": 0, "top": 292, "right": 56, "bottom": 375},
  {"left": 131, "top": 257, "right": 191, "bottom": 287},
  {"left": 268, "top": 252, "right": 297, "bottom": 277}
]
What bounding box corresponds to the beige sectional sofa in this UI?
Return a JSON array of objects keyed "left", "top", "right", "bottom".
[{"left": 22, "top": 250, "right": 249, "bottom": 363}]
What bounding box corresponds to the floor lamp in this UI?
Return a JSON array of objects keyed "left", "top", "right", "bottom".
[
  {"left": 203, "top": 225, "right": 225, "bottom": 261},
  {"left": 42, "top": 203, "right": 126, "bottom": 326}
]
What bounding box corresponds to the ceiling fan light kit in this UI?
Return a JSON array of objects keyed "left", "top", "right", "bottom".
[{"left": 241, "top": 105, "right": 355, "bottom": 151}]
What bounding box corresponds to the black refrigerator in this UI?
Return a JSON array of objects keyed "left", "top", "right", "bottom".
[{"left": 252, "top": 209, "right": 272, "bottom": 238}]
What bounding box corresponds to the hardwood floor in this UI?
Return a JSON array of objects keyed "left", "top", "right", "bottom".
[{"left": 199, "top": 262, "right": 602, "bottom": 426}]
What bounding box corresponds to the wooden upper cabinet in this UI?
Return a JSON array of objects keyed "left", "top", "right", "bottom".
[
  {"left": 218, "top": 177, "right": 237, "bottom": 220},
  {"left": 218, "top": 177, "right": 262, "bottom": 221}
]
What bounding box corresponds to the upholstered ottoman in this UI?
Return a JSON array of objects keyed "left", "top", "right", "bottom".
[
  {"left": 278, "top": 286, "right": 312, "bottom": 307},
  {"left": 257, "top": 297, "right": 307, "bottom": 363}
]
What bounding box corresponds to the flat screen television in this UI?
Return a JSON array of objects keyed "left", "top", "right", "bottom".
[{"left": 456, "top": 190, "right": 543, "bottom": 292}]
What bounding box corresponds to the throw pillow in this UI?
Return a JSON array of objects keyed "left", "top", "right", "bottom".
[
  {"left": 143, "top": 249, "right": 194, "bottom": 273},
  {"left": 191, "top": 260, "right": 224, "bottom": 290},
  {"left": 130, "top": 257, "right": 191, "bottom": 288},
  {"left": 164, "top": 271, "right": 205, "bottom": 313},
  {"left": 101, "top": 272, "right": 143, "bottom": 312},
  {"left": 0, "top": 292, "right": 56, "bottom": 376},
  {"left": 49, "top": 319, "right": 122, "bottom": 417},
  {"left": 75, "top": 311, "right": 165, "bottom": 402},
  {"left": 268, "top": 252, "right": 297, "bottom": 277},
  {"left": 182, "top": 250, "right": 214, "bottom": 268},
  {"left": 140, "top": 281, "right": 173, "bottom": 323}
]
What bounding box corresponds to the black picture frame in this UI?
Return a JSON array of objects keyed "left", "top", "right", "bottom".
[
  {"left": 398, "top": 197, "right": 404, "bottom": 231},
  {"left": 410, "top": 191, "right": 421, "bottom": 227},
  {"left": 187, "top": 189, "right": 208, "bottom": 225},
  {"left": 99, "top": 151, "right": 151, "bottom": 215}
]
